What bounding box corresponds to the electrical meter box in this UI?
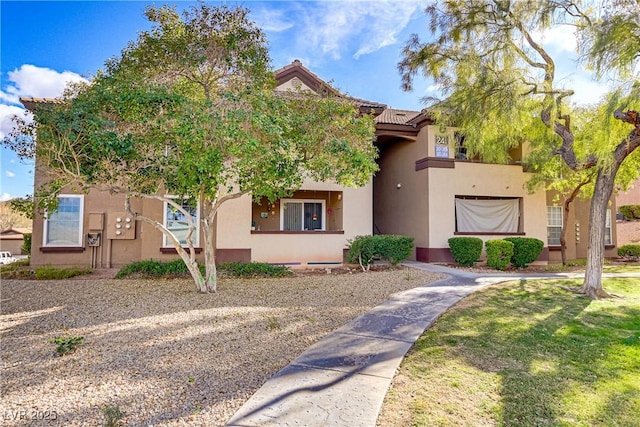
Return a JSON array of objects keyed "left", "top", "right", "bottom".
[{"left": 106, "top": 212, "right": 136, "bottom": 240}]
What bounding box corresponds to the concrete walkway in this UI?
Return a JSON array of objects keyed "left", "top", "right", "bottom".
[{"left": 226, "top": 262, "right": 640, "bottom": 427}]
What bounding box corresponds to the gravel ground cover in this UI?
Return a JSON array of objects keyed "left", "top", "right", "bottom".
[{"left": 1, "top": 268, "right": 443, "bottom": 426}]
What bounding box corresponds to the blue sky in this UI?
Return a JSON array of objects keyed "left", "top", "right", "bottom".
[{"left": 0, "top": 0, "right": 609, "bottom": 200}]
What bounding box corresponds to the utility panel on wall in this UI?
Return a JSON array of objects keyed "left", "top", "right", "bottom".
[
  {"left": 88, "top": 212, "right": 104, "bottom": 231},
  {"left": 106, "top": 212, "right": 136, "bottom": 240}
]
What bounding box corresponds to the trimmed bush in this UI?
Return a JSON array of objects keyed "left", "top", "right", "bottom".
[
  {"left": 115, "top": 259, "right": 195, "bottom": 279},
  {"left": 218, "top": 262, "right": 292, "bottom": 278},
  {"left": 347, "top": 235, "right": 379, "bottom": 269},
  {"left": 504, "top": 237, "right": 544, "bottom": 268},
  {"left": 116, "top": 259, "right": 292, "bottom": 279},
  {"left": 375, "top": 235, "right": 415, "bottom": 265},
  {"left": 485, "top": 239, "right": 514, "bottom": 271},
  {"left": 448, "top": 237, "right": 483, "bottom": 267},
  {"left": 619, "top": 205, "right": 640, "bottom": 220},
  {"left": 347, "top": 235, "right": 415, "bottom": 270},
  {"left": 618, "top": 244, "right": 640, "bottom": 260},
  {"left": 34, "top": 266, "right": 91, "bottom": 280}
]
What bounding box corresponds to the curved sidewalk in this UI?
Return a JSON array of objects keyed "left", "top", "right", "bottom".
[{"left": 226, "top": 262, "right": 640, "bottom": 427}]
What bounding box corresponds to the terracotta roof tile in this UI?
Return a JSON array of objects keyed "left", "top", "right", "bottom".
[
  {"left": 374, "top": 109, "right": 421, "bottom": 125},
  {"left": 275, "top": 60, "right": 386, "bottom": 110}
]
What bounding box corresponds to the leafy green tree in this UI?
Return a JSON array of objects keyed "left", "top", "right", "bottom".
[
  {"left": 2, "top": 4, "right": 378, "bottom": 292},
  {"left": 8, "top": 196, "right": 34, "bottom": 221},
  {"left": 527, "top": 102, "right": 640, "bottom": 266},
  {"left": 400, "top": 0, "right": 639, "bottom": 298}
]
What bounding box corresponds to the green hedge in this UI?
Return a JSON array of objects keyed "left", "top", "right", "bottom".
[
  {"left": 619, "top": 205, "right": 640, "bottom": 220},
  {"left": 115, "top": 259, "right": 194, "bottom": 278},
  {"left": 448, "top": 237, "right": 483, "bottom": 267},
  {"left": 618, "top": 244, "right": 640, "bottom": 259},
  {"left": 218, "top": 262, "right": 292, "bottom": 278},
  {"left": 485, "top": 239, "right": 514, "bottom": 271},
  {"left": 504, "top": 237, "right": 544, "bottom": 268},
  {"left": 115, "top": 259, "right": 292, "bottom": 279},
  {"left": 347, "top": 235, "right": 414, "bottom": 270}
]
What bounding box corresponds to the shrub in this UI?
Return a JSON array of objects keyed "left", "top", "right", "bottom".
[
  {"left": 102, "top": 405, "right": 127, "bottom": 427},
  {"left": 218, "top": 262, "right": 292, "bottom": 278},
  {"left": 485, "top": 239, "right": 514, "bottom": 271},
  {"left": 448, "top": 237, "right": 483, "bottom": 267},
  {"left": 34, "top": 266, "right": 91, "bottom": 280},
  {"left": 618, "top": 244, "right": 640, "bottom": 260},
  {"left": 619, "top": 205, "right": 640, "bottom": 220},
  {"left": 504, "top": 237, "right": 544, "bottom": 268},
  {"left": 375, "top": 235, "right": 414, "bottom": 265},
  {"left": 51, "top": 336, "right": 84, "bottom": 356},
  {"left": 347, "top": 235, "right": 415, "bottom": 270},
  {"left": 347, "top": 235, "right": 379, "bottom": 270},
  {"left": 21, "top": 233, "right": 32, "bottom": 255},
  {"left": 115, "top": 259, "right": 199, "bottom": 278}
]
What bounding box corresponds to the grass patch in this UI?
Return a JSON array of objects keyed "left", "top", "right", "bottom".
[
  {"left": 379, "top": 278, "right": 640, "bottom": 427},
  {"left": 603, "top": 263, "right": 640, "bottom": 273}
]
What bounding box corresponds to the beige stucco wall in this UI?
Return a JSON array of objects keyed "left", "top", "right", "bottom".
[
  {"left": 427, "top": 162, "right": 548, "bottom": 250},
  {"left": 218, "top": 179, "right": 373, "bottom": 265},
  {"left": 374, "top": 130, "right": 430, "bottom": 252},
  {"left": 276, "top": 78, "right": 314, "bottom": 93},
  {"left": 546, "top": 193, "right": 619, "bottom": 262}
]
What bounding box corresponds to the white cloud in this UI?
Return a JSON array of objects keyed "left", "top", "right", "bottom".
[
  {"left": 0, "top": 64, "right": 87, "bottom": 105},
  {"left": 0, "top": 193, "right": 12, "bottom": 202},
  {"left": 5, "top": 171, "right": 16, "bottom": 178},
  {"left": 531, "top": 25, "right": 577, "bottom": 53},
  {"left": 0, "top": 104, "right": 31, "bottom": 140},
  {"left": 296, "top": 1, "right": 427, "bottom": 60},
  {"left": 252, "top": 8, "right": 295, "bottom": 32}
]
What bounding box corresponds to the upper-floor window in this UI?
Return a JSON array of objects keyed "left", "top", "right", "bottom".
[
  {"left": 281, "top": 199, "right": 325, "bottom": 231},
  {"left": 605, "top": 209, "right": 612, "bottom": 246},
  {"left": 43, "top": 195, "right": 84, "bottom": 246},
  {"left": 163, "top": 198, "right": 199, "bottom": 247},
  {"left": 547, "top": 206, "right": 562, "bottom": 246}
]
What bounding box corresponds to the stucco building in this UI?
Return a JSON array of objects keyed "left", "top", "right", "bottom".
[{"left": 22, "top": 61, "right": 620, "bottom": 268}]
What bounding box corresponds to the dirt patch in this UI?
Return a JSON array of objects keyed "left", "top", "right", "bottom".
[{"left": 1, "top": 268, "right": 444, "bottom": 426}]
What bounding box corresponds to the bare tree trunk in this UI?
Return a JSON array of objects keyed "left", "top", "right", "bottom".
[
  {"left": 581, "top": 167, "right": 617, "bottom": 298},
  {"left": 122, "top": 194, "right": 208, "bottom": 292},
  {"left": 202, "top": 201, "right": 217, "bottom": 293}
]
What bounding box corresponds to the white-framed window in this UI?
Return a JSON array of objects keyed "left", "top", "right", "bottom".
[
  {"left": 43, "top": 195, "right": 84, "bottom": 246},
  {"left": 280, "top": 199, "right": 325, "bottom": 231},
  {"left": 547, "top": 206, "right": 562, "bottom": 246},
  {"left": 605, "top": 209, "right": 612, "bottom": 246},
  {"left": 163, "top": 198, "right": 200, "bottom": 247}
]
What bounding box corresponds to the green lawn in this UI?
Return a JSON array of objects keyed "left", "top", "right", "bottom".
[{"left": 379, "top": 278, "right": 640, "bottom": 427}]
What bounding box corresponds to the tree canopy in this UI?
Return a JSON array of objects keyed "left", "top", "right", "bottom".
[
  {"left": 400, "top": 0, "right": 639, "bottom": 297},
  {"left": 3, "top": 4, "right": 378, "bottom": 292}
]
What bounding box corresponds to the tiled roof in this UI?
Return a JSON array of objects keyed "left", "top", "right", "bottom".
[
  {"left": 275, "top": 60, "right": 387, "bottom": 110},
  {"left": 20, "top": 97, "right": 61, "bottom": 111},
  {"left": 374, "top": 109, "right": 421, "bottom": 125}
]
